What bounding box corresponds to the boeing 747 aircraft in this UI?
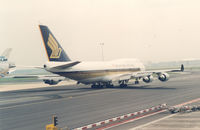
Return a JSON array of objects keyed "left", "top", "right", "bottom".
[
  {"left": 39, "top": 25, "right": 184, "bottom": 88},
  {"left": 0, "top": 48, "right": 15, "bottom": 78}
]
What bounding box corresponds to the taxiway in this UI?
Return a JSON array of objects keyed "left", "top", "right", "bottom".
[{"left": 0, "top": 71, "right": 200, "bottom": 130}]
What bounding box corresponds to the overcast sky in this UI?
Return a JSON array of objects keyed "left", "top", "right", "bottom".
[{"left": 1, "top": 0, "right": 200, "bottom": 65}]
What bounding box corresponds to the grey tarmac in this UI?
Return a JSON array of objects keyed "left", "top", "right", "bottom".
[{"left": 0, "top": 71, "right": 200, "bottom": 130}]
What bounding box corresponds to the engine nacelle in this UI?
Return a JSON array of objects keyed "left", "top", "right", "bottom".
[
  {"left": 0, "top": 74, "right": 5, "bottom": 78},
  {"left": 158, "top": 73, "right": 169, "bottom": 82},
  {"left": 143, "top": 75, "right": 154, "bottom": 83},
  {"left": 43, "top": 79, "right": 62, "bottom": 85}
]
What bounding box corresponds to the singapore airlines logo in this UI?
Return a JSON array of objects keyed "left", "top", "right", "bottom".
[{"left": 47, "top": 34, "right": 62, "bottom": 58}]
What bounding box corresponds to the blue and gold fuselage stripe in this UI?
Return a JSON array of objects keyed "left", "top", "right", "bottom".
[{"left": 53, "top": 68, "right": 140, "bottom": 81}]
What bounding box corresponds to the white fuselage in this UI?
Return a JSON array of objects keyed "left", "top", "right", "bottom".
[
  {"left": 45, "top": 58, "right": 145, "bottom": 84},
  {"left": 0, "top": 62, "right": 10, "bottom": 77}
]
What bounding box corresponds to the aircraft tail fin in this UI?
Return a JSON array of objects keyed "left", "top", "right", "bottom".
[
  {"left": 39, "top": 25, "right": 71, "bottom": 62},
  {"left": 1, "top": 48, "right": 12, "bottom": 59}
]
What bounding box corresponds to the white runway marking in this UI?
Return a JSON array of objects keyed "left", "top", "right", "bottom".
[
  {"left": 129, "top": 98, "right": 200, "bottom": 130},
  {"left": 129, "top": 114, "right": 175, "bottom": 130}
]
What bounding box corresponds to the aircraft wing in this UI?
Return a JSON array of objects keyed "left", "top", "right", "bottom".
[
  {"left": 111, "top": 74, "right": 132, "bottom": 82},
  {"left": 110, "top": 64, "right": 184, "bottom": 85},
  {"left": 8, "top": 73, "right": 66, "bottom": 85},
  {"left": 8, "top": 68, "right": 16, "bottom": 74},
  {"left": 132, "top": 64, "right": 184, "bottom": 78}
]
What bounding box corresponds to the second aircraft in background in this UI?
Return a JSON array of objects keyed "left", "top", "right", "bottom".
[{"left": 0, "top": 48, "right": 15, "bottom": 78}]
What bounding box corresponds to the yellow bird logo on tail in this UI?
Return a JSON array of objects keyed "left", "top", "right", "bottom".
[{"left": 47, "top": 34, "right": 62, "bottom": 58}]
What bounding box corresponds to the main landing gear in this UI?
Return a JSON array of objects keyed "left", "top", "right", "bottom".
[
  {"left": 135, "top": 80, "right": 139, "bottom": 84},
  {"left": 91, "top": 84, "right": 103, "bottom": 88},
  {"left": 119, "top": 84, "right": 128, "bottom": 87},
  {"left": 119, "top": 80, "right": 128, "bottom": 88},
  {"left": 91, "top": 82, "right": 114, "bottom": 89},
  {"left": 91, "top": 83, "right": 105, "bottom": 89},
  {"left": 91, "top": 80, "right": 130, "bottom": 89},
  {"left": 135, "top": 78, "right": 140, "bottom": 84}
]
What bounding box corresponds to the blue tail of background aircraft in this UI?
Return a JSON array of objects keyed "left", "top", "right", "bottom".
[{"left": 39, "top": 25, "right": 71, "bottom": 62}]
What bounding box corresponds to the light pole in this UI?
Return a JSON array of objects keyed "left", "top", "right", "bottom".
[{"left": 99, "top": 43, "right": 104, "bottom": 61}]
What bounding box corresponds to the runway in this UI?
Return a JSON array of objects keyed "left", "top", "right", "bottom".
[{"left": 0, "top": 71, "right": 200, "bottom": 130}]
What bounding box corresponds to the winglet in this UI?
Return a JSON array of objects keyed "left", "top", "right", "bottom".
[
  {"left": 39, "top": 25, "right": 71, "bottom": 62},
  {"left": 181, "top": 64, "right": 184, "bottom": 72}
]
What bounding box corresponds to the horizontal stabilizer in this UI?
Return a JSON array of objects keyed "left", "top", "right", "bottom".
[{"left": 51, "top": 61, "right": 81, "bottom": 69}]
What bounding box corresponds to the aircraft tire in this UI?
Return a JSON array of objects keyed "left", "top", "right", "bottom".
[
  {"left": 135, "top": 80, "right": 139, "bottom": 84},
  {"left": 120, "top": 84, "right": 128, "bottom": 88},
  {"left": 106, "top": 84, "right": 114, "bottom": 88}
]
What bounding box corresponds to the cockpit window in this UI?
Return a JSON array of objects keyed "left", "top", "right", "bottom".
[{"left": 0, "top": 56, "right": 7, "bottom": 61}]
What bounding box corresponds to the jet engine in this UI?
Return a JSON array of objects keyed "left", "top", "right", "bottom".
[
  {"left": 143, "top": 75, "right": 153, "bottom": 83},
  {"left": 43, "top": 79, "right": 62, "bottom": 85},
  {"left": 0, "top": 74, "right": 5, "bottom": 78},
  {"left": 158, "top": 73, "right": 169, "bottom": 82}
]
